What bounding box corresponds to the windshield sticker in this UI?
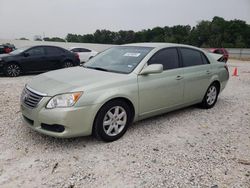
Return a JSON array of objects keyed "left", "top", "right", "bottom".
[
  {"left": 128, "top": 65, "right": 133, "bottom": 68},
  {"left": 124, "top": 52, "right": 141, "bottom": 57}
]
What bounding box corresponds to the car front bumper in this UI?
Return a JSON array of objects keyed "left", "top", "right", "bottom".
[{"left": 21, "top": 97, "right": 99, "bottom": 138}]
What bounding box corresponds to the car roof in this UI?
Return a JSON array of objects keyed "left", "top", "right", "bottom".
[
  {"left": 122, "top": 42, "right": 202, "bottom": 51},
  {"left": 69, "top": 47, "right": 91, "bottom": 49},
  {"left": 29, "top": 45, "right": 64, "bottom": 48}
]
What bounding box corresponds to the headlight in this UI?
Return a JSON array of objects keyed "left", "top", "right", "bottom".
[{"left": 46, "top": 92, "right": 83, "bottom": 109}]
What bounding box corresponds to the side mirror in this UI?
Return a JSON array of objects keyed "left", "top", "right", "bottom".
[
  {"left": 23, "top": 52, "right": 30, "bottom": 57},
  {"left": 140, "top": 64, "right": 163, "bottom": 75}
]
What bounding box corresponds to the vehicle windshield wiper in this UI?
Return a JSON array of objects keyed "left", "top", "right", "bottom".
[
  {"left": 83, "top": 65, "right": 127, "bottom": 74},
  {"left": 83, "top": 66, "right": 109, "bottom": 72}
]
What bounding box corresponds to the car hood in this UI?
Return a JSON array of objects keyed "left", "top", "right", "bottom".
[{"left": 27, "top": 67, "right": 129, "bottom": 96}]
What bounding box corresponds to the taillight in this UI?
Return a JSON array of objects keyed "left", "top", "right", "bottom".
[{"left": 75, "top": 53, "right": 80, "bottom": 60}]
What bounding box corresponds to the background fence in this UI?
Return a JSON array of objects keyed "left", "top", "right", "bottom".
[
  {"left": 1, "top": 39, "right": 250, "bottom": 59},
  {"left": 225, "top": 48, "right": 250, "bottom": 60}
]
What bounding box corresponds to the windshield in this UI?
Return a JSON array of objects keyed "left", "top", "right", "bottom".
[
  {"left": 10, "top": 46, "right": 30, "bottom": 55},
  {"left": 84, "top": 46, "right": 153, "bottom": 74}
]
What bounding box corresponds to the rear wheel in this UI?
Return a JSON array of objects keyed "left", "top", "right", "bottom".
[
  {"left": 200, "top": 83, "right": 219, "bottom": 109},
  {"left": 62, "top": 60, "right": 73, "bottom": 68},
  {"left": 4, "top": 63, "right": 21, "bottom": 77},
  {"left": 93, "top": 100, "right": 133, "bottom": 142}
]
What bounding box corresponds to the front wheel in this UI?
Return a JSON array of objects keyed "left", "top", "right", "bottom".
[
  {"left": 200, "top": 83, "right": 219, "bottom": 109},
  {"left": 4, "top": 63, "right": 22, "bottom": 77},
  {"left": 93, "top": 100, "right": 133, "bottom": 142}
]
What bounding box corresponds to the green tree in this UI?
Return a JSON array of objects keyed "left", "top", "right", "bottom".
[
  {"left": 43, "top": 37, "right": 65, "bottom": 42},
  {"left": 64, "top": 17, "right": 250, "bottom": 47}
]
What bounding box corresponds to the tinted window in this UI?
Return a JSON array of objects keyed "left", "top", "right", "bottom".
[
  {"left": 148, "top": 48, "right": 179, "bottom": 70},
  {"left": 201, "top": 53, "right": 209, "bottom": 64},
  {"left": 214, "top": 49, "right": 223, "bottom": 54},
  {"left": 80, "top": 48, "right": 91, "bottom": 52},
  {"left": 180, "top": 48, "right": 203, "bottom": 67},
  {"left": 71, "top": 48, "right": 77, "bottom": 52},
  {"left": 46, "top": 47, "right": 64, "bottom": 55},
  {"left": 0, "top": 46, "right": 4, "bottom": 53},
  {"left": 27, "top": 47, "right": 45, "bottom": 56},
  {"left": 71, "top": 48, "right": 91, "bottom": 52}
]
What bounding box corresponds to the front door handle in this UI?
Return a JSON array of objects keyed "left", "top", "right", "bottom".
[{"left": 176, "top": 75, "right": 184, "bottom": 80}]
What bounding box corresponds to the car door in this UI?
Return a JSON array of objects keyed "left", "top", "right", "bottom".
[
  {"left": 44, "top": 46, "right": 65, "bottom": 70},
  {"left": 138, "top": 48, "right": 184, "bottom": 116},
  {"left": 179, "top": 48, "right": 211, "bottom": 104},
  {"left": 20, "top": 47, "right": 47, "bottom": 72}
]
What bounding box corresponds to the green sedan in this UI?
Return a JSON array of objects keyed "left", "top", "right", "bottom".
[{"left": 20, "top": 43, "right": 229, "bottom": 142}]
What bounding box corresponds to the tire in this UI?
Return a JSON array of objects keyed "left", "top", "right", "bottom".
[
  {"left": 4, "top": 63, "right": 22, "bottom": 77},
  {"left": 93, "top": 100, "right": 133, "bottom": 142},
  {"left": 62, "top": 60, "right": 73, "bottom": 68},
  {"left": 200, "top": 83, "right": 219, "bottom": 109}
]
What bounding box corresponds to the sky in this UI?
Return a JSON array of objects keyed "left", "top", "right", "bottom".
[{"left": 0, "top": 0, "right": 249, "bottom": 40}]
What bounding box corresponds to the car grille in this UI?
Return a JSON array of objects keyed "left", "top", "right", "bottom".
[{"left": 21, "top": 87, "right": 44, "bottom": 108}]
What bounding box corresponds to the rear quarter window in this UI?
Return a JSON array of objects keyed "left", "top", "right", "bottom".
[{"left": 201, "top": 53, "right": 210, "bottom": 64}]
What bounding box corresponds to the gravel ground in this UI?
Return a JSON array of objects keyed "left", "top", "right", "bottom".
[{"left": 0, "top": 59, "right": 249, "bottom": 188}]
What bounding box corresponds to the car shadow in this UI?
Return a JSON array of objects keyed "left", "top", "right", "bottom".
[
  {"left": 129, "top": 105, "right": 198, "bottom": 131},
  {"left": 21, "top": 98, "right": 227, "bottom": 149},
  {"left": 23, "top": 105, "right": 200, "bottom": 150}
]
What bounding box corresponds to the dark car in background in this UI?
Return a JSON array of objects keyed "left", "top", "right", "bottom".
[
  {"left": 208, "top": 48, "right": 229, "bottom": 63},
  {"left": 0, "top": 44, "right": 16, "bottom": 54},
  {"left": 0, "top": 45, "right": 80, "bottom": 77}
]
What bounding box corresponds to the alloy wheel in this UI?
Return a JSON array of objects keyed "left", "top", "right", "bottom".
[
  {"left": 103, "top": 106, "right": 127, "bottom": 136},
  {"left": 6, "top": 64, "right": 21, "bottom": 77},
  {"left": 206, "top": 85, "right": 217, "bottom": 105}
]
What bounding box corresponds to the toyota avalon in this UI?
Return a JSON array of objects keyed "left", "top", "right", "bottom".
[{"left": 20, "top": 43, "right": 229, "bottom": 142}]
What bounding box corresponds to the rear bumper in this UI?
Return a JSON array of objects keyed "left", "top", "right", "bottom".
[
  {"left": 21, "top": 97, "right": 100, "bottom": 138},
  {"left": 220, "top": 80, "right": 228, "bottom": 93}
]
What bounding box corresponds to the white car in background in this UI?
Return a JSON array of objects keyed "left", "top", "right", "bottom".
[{"left": 69, "top": 47, "right": 98, "bottom": 63}]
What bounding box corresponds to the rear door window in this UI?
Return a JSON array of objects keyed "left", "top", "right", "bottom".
[
  {"left": 27, "top": 47, "right": 45, "bottom": 56},
  {"left": 148, "top": 48, "right": 179, "bottom": 70},
  {"left": 180, "top": 48, "right": 204, "bottom": 67},
  {"left": 46, "top": 47, "right": 64, "bottom": 55}
]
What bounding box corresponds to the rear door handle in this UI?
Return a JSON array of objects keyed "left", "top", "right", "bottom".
[
  {"left": 176, "top": 75, "right": 183, "bottom": 80},
  {"left": 206, "top": 70, "right": 211, "bottom": 75}
]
